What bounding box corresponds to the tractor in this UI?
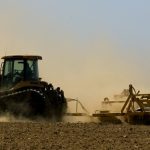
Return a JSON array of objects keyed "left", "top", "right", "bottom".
[{"left": 0, "top": 55, "right": 67, "bottom": 121}]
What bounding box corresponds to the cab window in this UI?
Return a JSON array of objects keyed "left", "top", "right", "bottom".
[{"left": 25, "top": 60, "right": 39, "bottom": 80}]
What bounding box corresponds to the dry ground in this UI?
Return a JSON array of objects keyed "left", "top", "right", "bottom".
[{"left": 0, "top": 121, "right": 150, "bottom": 150}]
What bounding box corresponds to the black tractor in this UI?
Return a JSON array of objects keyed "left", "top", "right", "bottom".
[{"left": 0, "top": 55, "right": 67, "bottom": 121}]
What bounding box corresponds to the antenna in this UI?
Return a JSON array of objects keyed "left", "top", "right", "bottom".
[{"left": 4, "top": 48, "right": 7, "bottom": 56}]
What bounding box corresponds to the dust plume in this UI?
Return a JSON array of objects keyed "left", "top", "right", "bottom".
[
  {"left": 0, "top": 113, "right": 31, "bottom": 122},
  {"left": 0, "top": 34, "right": 143, "bottom": 114}
]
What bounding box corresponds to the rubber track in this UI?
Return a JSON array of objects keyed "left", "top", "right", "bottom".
[{"left": 0, "top": 89, "right": 46, "bottom": 100}]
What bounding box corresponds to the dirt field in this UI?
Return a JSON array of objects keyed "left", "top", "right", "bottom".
[{"left": 0, "top": 121, "right": 150, "bottom": 150}]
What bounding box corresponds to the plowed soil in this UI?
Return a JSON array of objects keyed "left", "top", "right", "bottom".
[{"left": 0, "top": 121, "right": 150, "bottom": 150}]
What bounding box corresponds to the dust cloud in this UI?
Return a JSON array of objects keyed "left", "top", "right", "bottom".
[
  {"left": 0, "top": 113, "right": 31, "bottom": 122},
  {"left": 0, "top": 35, "right": 143, "bottom": 114}
]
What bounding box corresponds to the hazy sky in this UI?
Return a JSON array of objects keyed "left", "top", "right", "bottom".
[{"left": 0, "top": 0, "right": 150, "bottom": 111}]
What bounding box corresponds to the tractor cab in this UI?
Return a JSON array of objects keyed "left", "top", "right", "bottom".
[{"left": 0, "top": 55, "right": 42, "bottom": 89}]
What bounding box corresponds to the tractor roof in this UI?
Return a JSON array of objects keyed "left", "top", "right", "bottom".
[{"left": 1, "top": 55, "right": 42, "bottom": 60}]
